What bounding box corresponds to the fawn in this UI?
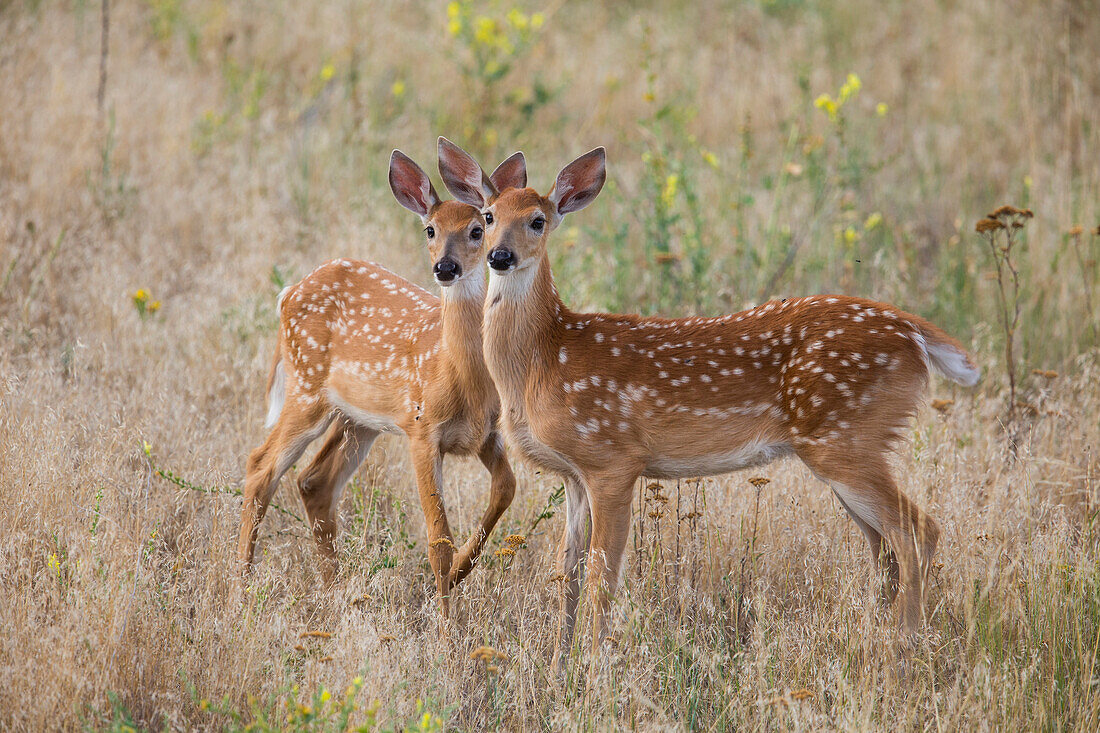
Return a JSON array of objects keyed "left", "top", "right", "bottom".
[
  {"left": 237, "top": 149, "right": 526, "bottom": 616},
  {"left": 437, "top": 138, "right": 980, "bottom": 667}
]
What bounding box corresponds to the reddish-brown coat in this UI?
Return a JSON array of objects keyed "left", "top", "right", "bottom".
[
  {"left": 438, "top": 142, "right": 978, "bottom": 667},
  {"left": 238, "top": 158, "right": 518, "bottom": 616}
]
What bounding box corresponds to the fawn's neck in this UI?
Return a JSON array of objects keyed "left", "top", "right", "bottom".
[
  {"left": 437, "top": 274, "right": 492, "bottom": 390},
  {"left": 483, "top": 254, "right": 565, "bottom": 410}
]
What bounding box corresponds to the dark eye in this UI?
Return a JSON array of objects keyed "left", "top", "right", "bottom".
[
  {"left": 471, "top": 226, "right": 483, "bottom": 240},
  {"left": 531, "top": 216, "right": 545, "bottom": 232},
  {"left": 425, "top": 225, "right": 435, "bottom": 239},
  {"left": 484, "top": 212, "right": 494, "bottom": 225}
]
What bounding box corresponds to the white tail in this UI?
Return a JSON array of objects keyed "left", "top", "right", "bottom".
[
  {"left": 916, "top": 326, "right": 981, "bottom": 386},
  {"left": 263, "top": 358, "right": 286, "bottom": 430},
  {"left": 438, "top": 142, "right": 980, "bottom": 666},
  {"left": 238, "top": 148, "right": 526, "bottom": 615}
]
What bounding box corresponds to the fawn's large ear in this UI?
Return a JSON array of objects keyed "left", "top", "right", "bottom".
[
  {"left": 389, "top": 150, "right": 440, "bottom": 220},
  {"left": 548, "top": 147, "right": 606, "bottom": 216},
  {"left": 489, "top": 152, "right": 527, "bottom": 192},
  {"left": 437, "top": 136, "right": 497, "bottom": 208}
]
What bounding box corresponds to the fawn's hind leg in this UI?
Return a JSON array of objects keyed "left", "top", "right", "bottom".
[
  {"left": 800, "top": 449, "right": 938, "bottom": 634},
  {"left": 297, "top": 416, "right": 379, "bottom": 582},
  {"left": 831, "top": 489, "right": 901, "bottom": 605},
  {"left": 238, "top": 403, "right": 333, "bottom": 574}
]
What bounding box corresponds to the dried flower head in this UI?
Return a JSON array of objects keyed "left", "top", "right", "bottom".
[
  {"left": 748, "top": 476, "right": 771, "bottom": 488},
  {"left": 470, "top": 645, "right": 507, "bottom": 662},
  {"left": 996, "top": 205, "right": 1031, "bottom": 219},
  {"left": 300, "top": 630, "right": 333, "bottom": 639},
  {"left": 1031, "top": 369, "right": 1058, "bottom": 379},
  {"left": 931, "top": 398, "right": 954, "bottom": 413},
  {"left": 1068, "top": 226, "right": 1084, "bottom": 236},
  {"left": 975, "top": 218, "right": 1005, "bottom": 234},
  {"left": 494, "top": 546, "right": 515, "bottom": 558},
  {"left": 430, "top": 537, "right": 456, "bottom": 550},
  {"left": 504, "top": 534, "right": 527, "bottom": 547}
]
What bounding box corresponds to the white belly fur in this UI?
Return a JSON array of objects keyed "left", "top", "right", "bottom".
[
  {"left": 644, "top": 441, "right": 792, "bottom": 479},
  {"left": 325, "top": 389, "right": 404, "bottom": 435}
]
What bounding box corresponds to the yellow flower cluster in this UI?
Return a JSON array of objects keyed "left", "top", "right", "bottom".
[
  {"left": 661, "top": 174, "right": 679, "bottom": 210},
  {"left": 447, "top": 1, "right": 544, "bottom": 78},
  {"left": 132, "top": 288, "right": 161, "bottom": 316},
  {"left": 814, "top": 73, "right": 863, "bottom": 123},
  {"left": 448, "top": 1, "right": 544, "bottom": 38}
]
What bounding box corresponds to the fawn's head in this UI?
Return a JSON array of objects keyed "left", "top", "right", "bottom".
[
  {"left": 389, "top": 149, "right": 522, "bottom": 290},
  {"left": 437, "top": 137, "right": 605, "bottom": 277}
]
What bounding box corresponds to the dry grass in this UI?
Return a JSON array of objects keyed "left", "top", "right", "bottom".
[{"left": 2, "top": 1, "right": 1100, "bottom": 729}]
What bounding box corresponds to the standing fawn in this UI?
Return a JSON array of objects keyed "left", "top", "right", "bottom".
[
  {"left": 237, "top": 149, "right": 526, "bottom": 616},
  {"left": 437, "top": 138, "right": 980, "bottom": 667}
]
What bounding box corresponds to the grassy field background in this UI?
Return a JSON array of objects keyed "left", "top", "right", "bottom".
[{"left": 2, "top": 0, "right": 1100, "bottom": 729}]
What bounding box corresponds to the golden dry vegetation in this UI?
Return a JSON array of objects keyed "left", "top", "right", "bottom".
[{"left": 2, "top": 0, "right": 1100, "bottom": 729}]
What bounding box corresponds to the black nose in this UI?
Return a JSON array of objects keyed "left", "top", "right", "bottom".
[
  {"left": 433, "top": 258, "right": 460, "bottom": 282},
  {"left": 488, "top": 248, "right": 515, "bottom": 271}
]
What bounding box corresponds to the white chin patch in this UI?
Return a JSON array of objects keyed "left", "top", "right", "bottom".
[
  {"left": 487, "top": 262, "right": 535, "bottom": 301},
  {"left": 441, "top": 273, "right": 486, "bottom": 300}
]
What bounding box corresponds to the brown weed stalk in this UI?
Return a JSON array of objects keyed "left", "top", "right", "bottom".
[{"left": 976, "top": 205, "right": 1032, "bottom": 450}]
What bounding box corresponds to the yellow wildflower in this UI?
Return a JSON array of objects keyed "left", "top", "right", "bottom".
[
  {"left": 447, "top": 18, "right": 462, "bottom": 35},
  {"left": 133, "top": 289, "right": 149, "bottom": 303},
  {"left": 814, "top": 94, "right": 838, "bottom": 122},
  {"left": 531, "top": 12, "right": 545, "bottom": 28},
  {"left": 876, "top": 102, "right": 888, "bottom": 117},
  {"left": 843, "top": 226, "right": 859, "bottom": 245},
  {"left": 148, "top": 300, "right": 161, "bottom": 313},
  {"left": 446, "top": 1, "right": 461, "bottom": 19},
  {"left": 391, "top": 79, "right": 406, "bottom": 98},
  {"left": 474, "top": 16, "right": 496, "bottom": 46},
  {"left": 320, "top": 690, "right": 331, "bottom": 703},
  {"left": 839, "top": 72, "right": 861, "bottom": 102},
  {"left": 507, "top": 9, "right": 528, "bottom": 30},
  {"left": 864, "top": 212, "right": 882, "bottom": 230},
  {"left": 320, "top": 63, "right": 335, "bottom": 82},
  {"left": 701, "top": 150, "right": 719, "bottom": 169},
  {"left": 661, "top": 174, "right": 679, "bottom": 209}
]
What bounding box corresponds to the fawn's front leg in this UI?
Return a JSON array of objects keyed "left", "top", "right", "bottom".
[
  {"left": 448, "top": 432, "right": 517, "bottom": 588},
  {"left": 552, "top": 476, "right": 590, "bottom": 679},
  {"left": 584, "top": 470, "right": 637, "bottom": 658},
  {"left": 409, "top": 438, "right": 456, "bottom": 618}
]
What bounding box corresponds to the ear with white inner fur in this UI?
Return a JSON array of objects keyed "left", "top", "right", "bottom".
[
  {"left": 389, "top": 150, "right": 440, "bottom": 220},
  {"left": 548, "top": 147, "right": 606, "bottom": 217},
  {"left": 489, "top": 152, "right": 527, "bottom": 192},
  {"left": 437, "top": 136, "right": 497, "bottom": 208}
]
